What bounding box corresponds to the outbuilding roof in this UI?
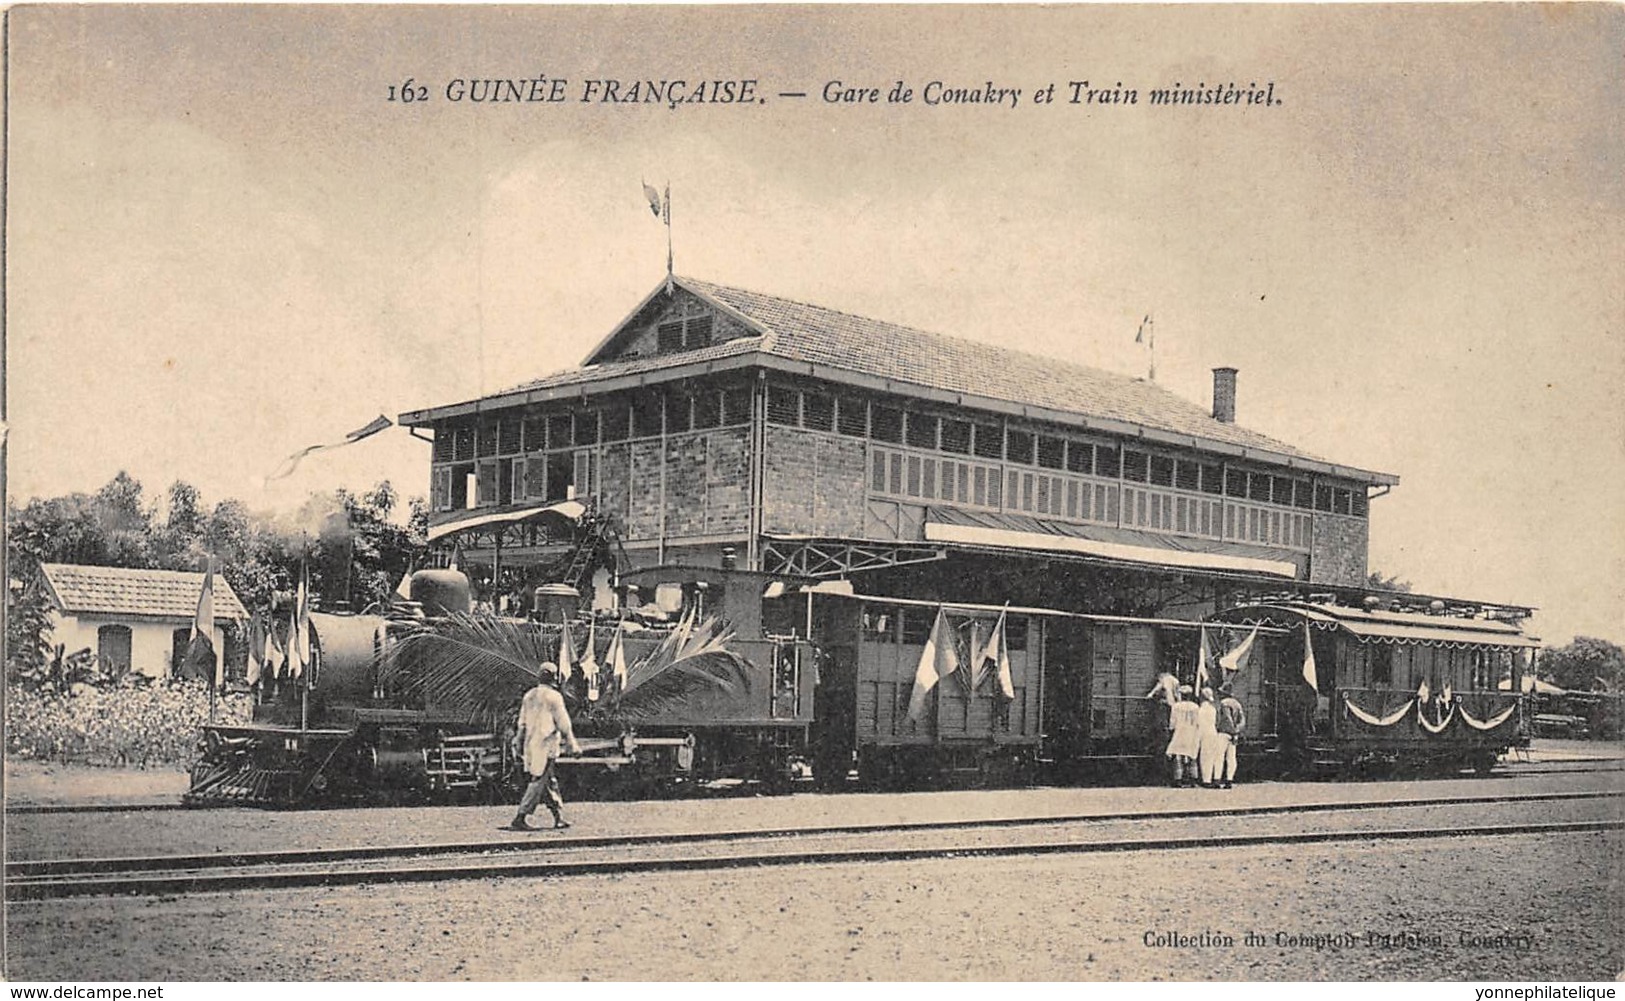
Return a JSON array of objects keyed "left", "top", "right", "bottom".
[
  {"left": 40, "top": 563, "right": 249, "bottom": 622},
  {"left": 402, "top": 275, "right": 1397, "bottom": 484}
]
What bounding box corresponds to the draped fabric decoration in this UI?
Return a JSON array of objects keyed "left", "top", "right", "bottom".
[
  {"left": 1300, "top": 622, "right": 1319, "bottom": 691},
  {"left": 1460, "top": 702, "right": 1518, "bottom": 731},
  {"left": 1417, "top": 701, "right": 1456, "bottom": 734},
  {"left": 556, "top": 619, "right": 577, "bottom": 685},
  {"left": 607, "top": 623, "right": 629, "bottom": 693},
  {"left": 977, "top": 607, "right": 1015, "bottom": 700},
  {"left": 1343, "top": 694, "right": 1416, "bottom": 727},
  {"left": 581, "top": 619, "right": 601, "bottom": 702},
  {"left": 905, "top": 607, "right": 960, "bottom": 723},
  {"left": 245, "top": 614, "right": 265, "bottom": 688}
]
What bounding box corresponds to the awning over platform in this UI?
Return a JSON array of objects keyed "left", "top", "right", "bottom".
[
  {"left": 426, "top": 500, "right": 586, "bottom": 543},
  {"left": 922, "top": 513, "right": 1300, "bottom": 579},
  {"left": 1224, "top": 602, "right": 1540, "bottom": 650}
]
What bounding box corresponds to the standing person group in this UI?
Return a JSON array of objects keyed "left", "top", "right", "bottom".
[
  {"left": 506, "top": 662, "right": 582, "bottom": 832},
  {"left": 1161, "top": 683, "right": 1246, "bottom": 789}
]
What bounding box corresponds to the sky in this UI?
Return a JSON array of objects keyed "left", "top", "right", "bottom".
[{"left": 6, "top": 5, "right": 1622, "bottom": 647}]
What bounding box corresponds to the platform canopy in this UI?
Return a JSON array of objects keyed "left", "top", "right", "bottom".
[
  {"left": 922, "top": 509, "right": 1301, "bottom": 579},
  {"left": 1221, "top": 601, "right": 1540, "bottom": 650},
  {"left": 426, "top": 499, "right": 586, "bottom": 543}
]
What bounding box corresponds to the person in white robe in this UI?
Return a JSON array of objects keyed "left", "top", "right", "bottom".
[{"left": 1165, "top": 685, "right": 1201, "bottom": 786}]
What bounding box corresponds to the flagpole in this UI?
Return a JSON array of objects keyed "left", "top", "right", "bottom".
[{"left": 664, "top": 181, "right": 674, "bottom": 292}]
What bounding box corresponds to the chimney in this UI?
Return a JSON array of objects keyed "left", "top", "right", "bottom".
[{"left": 1212, "top": 368, "right": 1238, "bottom": 424}]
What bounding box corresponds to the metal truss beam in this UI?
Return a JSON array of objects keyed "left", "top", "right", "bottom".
[{"left": 760, "top": 539, "right": 946, "bottom": 578}]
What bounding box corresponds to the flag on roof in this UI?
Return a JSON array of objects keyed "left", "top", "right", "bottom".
[
  {"left": 642, "top": 180, "right": 663, "bottom": 218},
  {"left": 267, "top": 415, "right": 393, "bottom": 482},
  {"left": 905, "top": 607, "right": 961, "bottom": 723}
]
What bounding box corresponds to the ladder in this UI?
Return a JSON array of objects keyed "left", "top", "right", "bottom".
[{"left": 560, "top": 511, "right": 624, "bottom": 592}]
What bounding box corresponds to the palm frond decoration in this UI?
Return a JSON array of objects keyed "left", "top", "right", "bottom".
[
  {"left": 379, "top": 611, "right": 757, "bottom": 726},
  {"left": 378, "top": 614, "right": 547, "bottom": 724},
  {"left": 615, "top": 614, "right": 754, "bottom": 721}
]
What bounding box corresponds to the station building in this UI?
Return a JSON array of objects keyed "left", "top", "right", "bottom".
[{"left": 399, "top": 275, "right": 1407, "bottom": 620}]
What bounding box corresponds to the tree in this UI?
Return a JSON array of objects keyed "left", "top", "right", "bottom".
[
  {"left": 1366, "top": 570, "right": 1413, "bottom": 593},
  {"left": 5, "top": 574, "right": 55, "bottom": 684},
  {"left": 1539, "top": 637, "right": 1625, "bottom": 693}
]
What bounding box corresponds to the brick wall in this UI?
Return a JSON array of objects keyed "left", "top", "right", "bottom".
[
  {"left": 603, "top": 427, "right": 753, "bottom": 543},
  {"left": 1309, "top": 513, "right": 1369, "bottom": 586},
  {"left": 762, "top": 425, "right": 868, "bottom": 536}
]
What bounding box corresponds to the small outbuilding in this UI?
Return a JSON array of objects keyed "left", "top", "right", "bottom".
[{"left": 38, "top": 563, "right": 248, "bottom": 680}]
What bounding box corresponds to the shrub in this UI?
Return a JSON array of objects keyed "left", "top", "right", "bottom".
[{"left": 4, "top": 680, "right": 252, "bottom": 768}]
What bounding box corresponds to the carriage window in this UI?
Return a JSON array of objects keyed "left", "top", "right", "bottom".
[
  {"left": 1005, "top": 616, "right": 1029, "bottom": 651},
  {"left": 862, "top": 608, "right": 895, "bottom": 643},
  {"left": 900, "top": 608, "right": 931, "bottom": 645},
  {"left": 1371, "top": 644, "right": 1393, "bottom": 685}
]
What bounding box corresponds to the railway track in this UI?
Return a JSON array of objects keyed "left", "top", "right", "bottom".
[
  {"left": 10, "top": 787, "right": 1621, "bottom": 900},
  {"left": 8, "top": 759, "right": 1621, "bottom": 816}
]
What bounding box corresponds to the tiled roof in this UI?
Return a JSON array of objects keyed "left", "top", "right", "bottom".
[
  {"left": 413, "top": 276, "right": 1394, "bottom": 480},
  {"left": 41, "top": 563, "right": 249, "bottom": 621},
  {"left": 679, "top": 278, "right": 1329, "bottom": 464},
  {"left": 507, "top": 335, "right": 765, "bottom": 394}
]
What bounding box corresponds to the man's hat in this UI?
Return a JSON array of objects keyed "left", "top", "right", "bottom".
[
  {"left": 1178, "top": 684, "right": 1194, "bottom": 695},
  {"left": 537, "top": 661, "right": 560, "bottom": 682}
]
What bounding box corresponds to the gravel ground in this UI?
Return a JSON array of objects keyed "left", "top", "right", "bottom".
[
  {"left": 8, "top": 768, "right": 1621, "bottom": 863},
  {"left": 6, "top": 829, "right": 1619, "bottom": 981}
]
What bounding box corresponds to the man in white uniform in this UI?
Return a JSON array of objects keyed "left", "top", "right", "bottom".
[
  {"left": 1196, "top": 687, "right": 1226, "bottom": 788},
  {"left": 506, "top": 662, "right": 581, "bottom": 831}
]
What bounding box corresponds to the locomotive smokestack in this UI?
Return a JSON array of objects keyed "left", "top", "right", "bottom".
[{"left": 1212, "top": 367, "right": 1238, "bottom": 424}]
